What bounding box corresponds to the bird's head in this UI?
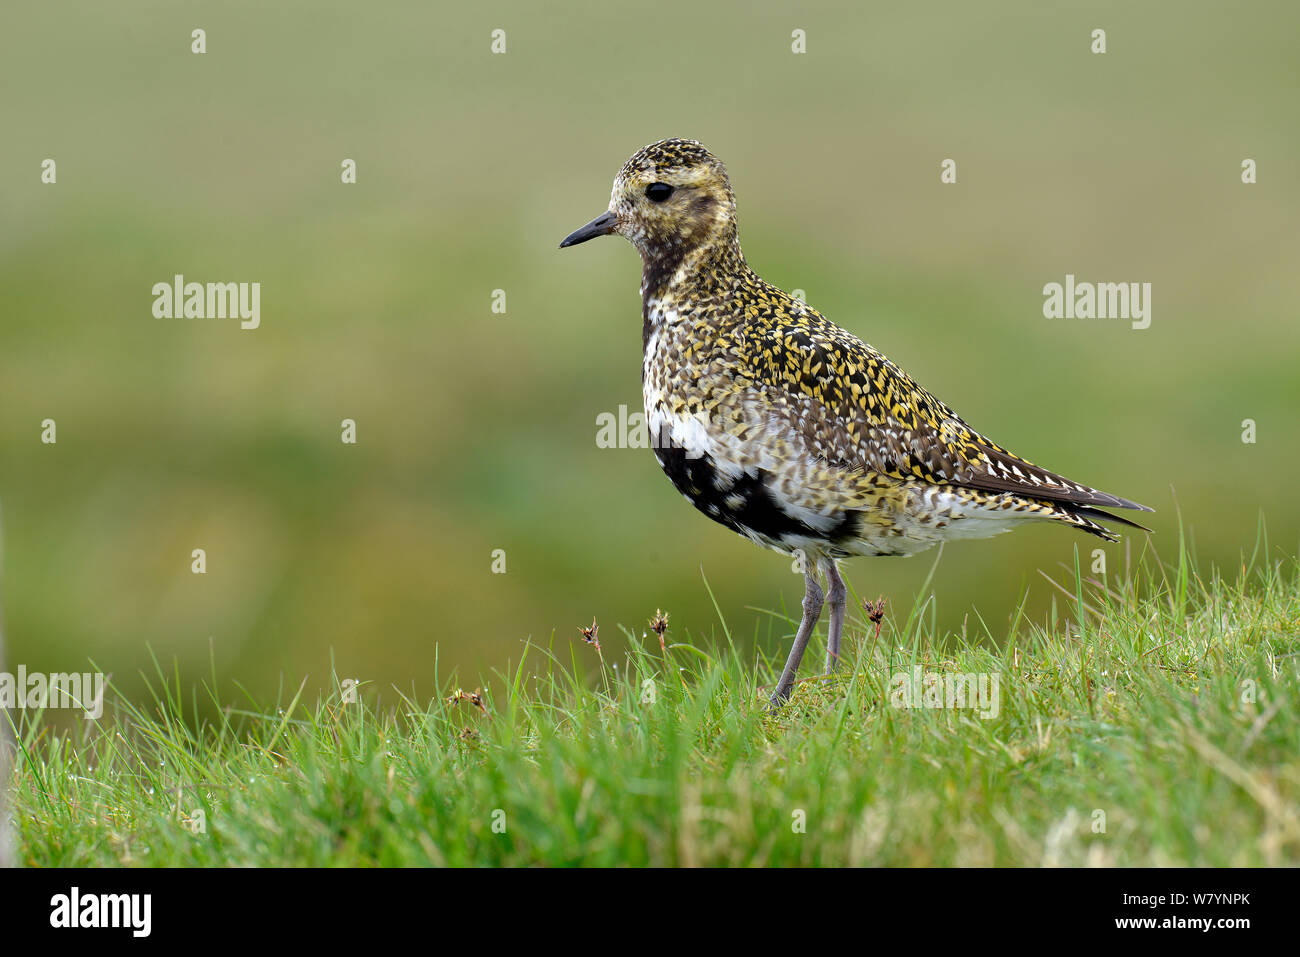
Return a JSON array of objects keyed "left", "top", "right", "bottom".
[{"left": 559, "top": 138, "right": 738, "bottom": 261}]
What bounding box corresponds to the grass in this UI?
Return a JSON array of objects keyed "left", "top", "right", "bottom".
[{"left": 7, "top": 535, "right": 1299, "bottom": 867}]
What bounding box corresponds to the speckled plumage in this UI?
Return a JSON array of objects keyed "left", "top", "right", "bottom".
[{"left": 561, "top": 138, "right": 1151, "bottom": 702}]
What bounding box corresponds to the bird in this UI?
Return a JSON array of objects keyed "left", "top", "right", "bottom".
[{"left": 559, "top": 138, "right": 1151, "bottom": 707}]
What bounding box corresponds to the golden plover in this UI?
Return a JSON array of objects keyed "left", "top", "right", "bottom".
[{"left": 560, "top": 138, "right": 1151, "bottom": 707}]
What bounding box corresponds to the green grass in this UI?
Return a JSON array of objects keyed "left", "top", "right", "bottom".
[{"left": 8, "top": 539, "right": 1299, "bottom": 867}]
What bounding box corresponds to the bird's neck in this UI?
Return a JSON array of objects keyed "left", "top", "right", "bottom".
[{"left": 640, "top": 234, "right": 749, "bottom": 350}]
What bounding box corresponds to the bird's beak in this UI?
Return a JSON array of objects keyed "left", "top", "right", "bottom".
[{"left": 559, "top": 210, "right": 618, "bottom": 249}]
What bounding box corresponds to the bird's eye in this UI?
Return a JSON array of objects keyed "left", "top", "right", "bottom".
[{"left": 644, "top": 182, "right": 674, "bottom": 202}]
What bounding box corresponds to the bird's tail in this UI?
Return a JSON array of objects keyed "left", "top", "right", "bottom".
[{"left": 1051, "top": 503, "right": 1153, "bottom": 543}]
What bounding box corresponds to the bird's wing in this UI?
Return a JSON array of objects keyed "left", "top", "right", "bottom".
[{"left": 730, "top": 308, "right": 1151, "bottom": 514}]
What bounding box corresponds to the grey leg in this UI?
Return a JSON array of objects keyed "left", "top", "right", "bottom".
[
  {"left": 823, "top": 559, "right": 847, "bottom": 672},
  {"left": 769, "top": 569, "right": 824, "bottom": 707}
]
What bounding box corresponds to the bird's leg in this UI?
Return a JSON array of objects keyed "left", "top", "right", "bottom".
[
  {"left": 769, "top": 568, "right": 824, "bottom": 707},
  {"left": 823, "top": 559, "right": 847, "bottom": 673}
]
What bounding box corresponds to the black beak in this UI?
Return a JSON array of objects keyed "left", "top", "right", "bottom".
[{"left": 559, "top": 210, "right": 617, "bottom": 249}]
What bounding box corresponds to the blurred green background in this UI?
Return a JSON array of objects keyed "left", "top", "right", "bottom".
[{"left": 2, "top": 1, "right": 1297, "bottom": 705}]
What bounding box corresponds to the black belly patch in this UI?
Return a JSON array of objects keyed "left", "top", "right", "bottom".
[{"left": 652, "top": 432, "right": 861, "bottom": 547}]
